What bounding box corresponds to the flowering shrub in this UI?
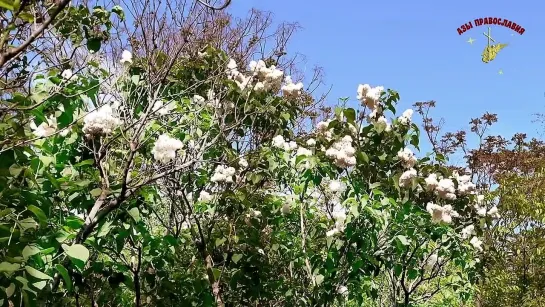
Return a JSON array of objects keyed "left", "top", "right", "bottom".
[{"left": 0, "top": 12, "right": 497, "bottom": 307}]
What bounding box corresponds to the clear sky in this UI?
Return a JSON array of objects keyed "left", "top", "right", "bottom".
[{"left": 228, "top": 0, "right": 545, "bottom": 162}]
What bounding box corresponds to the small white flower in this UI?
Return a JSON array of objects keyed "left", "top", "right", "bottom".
[
  {"left": 120, "top": 50, "right": 133, "bottom": 64},
  {"left": 487, "top": 206, "right": 500, "bottom": 219},
  {"left": 192, "top": 95, "right": 205, "bottom": 104},
  {"left": 61, "top": 69, "right": 74, "bottom": 80},
  {"left": 198, "top": 191, "right": 213, "bottom": 203},
  {"left": 30, "top": 115, "right": 57, "bottom": 137},
  {"left": 306, "top": 138, "right": 316, "bottom": 147},
  {"left": 461, "top": 225, "right": 475, "bottom": 239},
  {"left": 425, "top": 173, "right": 439, "bottom": 191},
  {"left": 398, "top": 109, "right": 414, "bottom": 125},
  {"left": 83, "top": 105, "right": 121, "bottom": 137},
  {"left": 152, "top": 134, "right": 184, "bottom": 163},
  {"left": 470, "top": 236, "right": 483, "bottom": 252},
  {"left": 239, "top": 158, "right": 248, "bottom": 168},
  {"left": 399, "top": 168, "right": 418, "bottom": 188},
  {"left": 426, "top": 254, "right": 440, "bottom": 269},
  {"left": 296, "top": 146, "right": 312, "bottom": 156},
  {"left": 337, "top": 285, "right": 349, "bottom": 296},
  {"left": 328, "top": 180, "right": 343, "bottom": 193},
  {"left": 326, "top": 228, "right": 339, "bottom": 237},
  {"left": 272, "top": 135, "right": 286, "bottom": 149},
  {"left": 357, "top": 84, "right": 384, "bottom": 109}
]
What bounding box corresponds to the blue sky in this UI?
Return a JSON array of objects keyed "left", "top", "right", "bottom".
[{"left": 228, "top": 0, "right": 545, "bottom": 162}]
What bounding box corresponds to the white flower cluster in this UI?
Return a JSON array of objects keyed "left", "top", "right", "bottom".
[
  {"left": 453, "top": 172, "right": 476, "bottom": 195},
  {"left": 397, "top": 148, "right": 417, "bottom": 169},
  {"left": 326, "top": 203, "right": 347, "bottom": 237},
  {"left": 473, "top": 195, "right": 500, "bottom": 218},
  {"left": 424, "top": 173, "right": 439, "bottom": 191},
  {"left": 366, "top": 106, "right": 391, "bottom": 133},
  {"left": 152, "top": 134, "right": 184, "bottom": 163},
  {"left": 249, "top": 60, "right": 284, "bottom": 92},
  {"left": 328, "top": 180, "right": 345, "bottom": 193},
  {"left": 272, "top": 135, "right": 298, "bottom": 152},
  {"left": 62, "top": 69, "right": 76, "bottom": 80},
  {"left": 211, "top": 165, "right": 236, "bottom": 183},
  {"left": 192, "top": 95, "right": 206, "bottom": 105},
  {"left": 316, "top": 120, "right": 334, "bottom": 140},
  {"left": 226, "top": 58, "right": 252, "bottom": 90},
  {"left": 461, "top": 225, "right": 476, "bottom": 239},
  {"left": 357, "top": 84, "right": 384, "bottom": 110},
  {"left": 83, "top": 105, "right": 122, "bottom": 137},
  {"left": 296, "top": 146, "right": 312, "bottom": 156},
  {"left": 306, "top": 138, "right": 316, "bottom": 147},
  {"left": 239, "top": 157, "right": 248, "bottom": 168},
  {"left": 281, "top": 76, "right": 304, "bottom": 98},
  {"left": 30, "top": 115, "right": 59, "bottom": 137},
  {"left": 152, "top": 100, "right": 174, "bottom": 115},
  {"left": 436, "top": 178, "right": 457, "bottom": 200},
  {"left": 470, "top": 236, "right": 483, "bottom": 252},
  {"left": 120, "top": 50, "right": 132, "bottom": 64},
  {"left": 399, "top": 168, "right": 418, "bottom": 188},
  {"left": 325, "top": 135, "right": 357, "bottom": 168},
  {"left": 398, "top": 109, "right": 414, "bottom": 125},
  {"left": 426, "top": 202, "right": 460, "bottom": 224},
  {"left": 198, "top": 191, "right": 213, "bottom": 202}
]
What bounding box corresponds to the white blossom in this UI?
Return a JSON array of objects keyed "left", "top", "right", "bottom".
[
  {"left": 239, "top": 158, "right": 248, "bottom": 168},
  {"left": 151, "top": 134, "right": 184, "bottom": 163},
  {"left": 426, "top": 202, "right": 459, "bottom": 224},
  {"left": 397, "top": 148, "right": 417, "bottom": 169},
  {"left": 424, "top": 173, "right": 439, "bottom": 191},
  {"left": 398, "top": 109, "right": 414, "bottom": 125},
  {"left": 337, "top": 285, "right": 349, "bottom": 296},
  {"left": 470, "top": 236, "right": 483, "bottom": 252},
  {"left": 152, "top": 100, "right": 174, "bottom": 115},
  {"left": 461, "top": 225, "right": 475, "bottom": 239},
  {"left": 357, "top": 84, "right": 384, "bottom": 109},
  {"left": 192, "top": 95, "right": 206, "bottom": 105},
  {"left": 325, "top": 135, "right": 357, "bottom": 168},
  {"left": 272, "top": 135, "right": 286, "bottom": 149},
  {"left": 455, "top": 173, "right": 476, "bottom": 195},
  {"left": 61, "top": 69, "right": 74, "bottom": 80},
  {"left": 296, "top": 147, "right": 312, "bottom": 156},
  {"left": 211, "top": 165, "right": 236, "bottom": 183},
  {"left": 436, "top": 178, "right": 456, "bottom": 200},
  {"left": 83, "top": 105, "right": 121, "bottom": 137},
  {"left": 328, "top": 180, "right": 344, "bottom": 193},
  {"left": 120, "top": 50, "right": 133, "bottom": 64},
  {"left": 487, "top": 206, "right": 500, "bottom": 219},
  {"left": 30, "top": 115, "right": 57, "bottom": 137},
  {"left": 198, "top": 191, "right": 213, "bottom": 203},
  {"left": 399, "top": 168, "right": 417, "bottom": 188},
  {"left": 282, "top": 76, "right": 304, "bottom": 98},
  {"left": 306, "top": 138, "right": 316, "bottom": 147},
  {"left": 326, "top": 228, "right": 339, "bottom": 237}
]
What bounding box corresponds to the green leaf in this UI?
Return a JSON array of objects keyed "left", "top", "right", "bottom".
[
  {"left": 97, "top": 221, "right": 113, "bottom": 237},
  {"left": 315, "top": 274, "right": 324, "bottom": 285},
  {"left": 131, "top": 75, "right": 140, "bottom": 85},
  {"left": 27, "top": 205, "right": 47, "bottom": 226},
  {"left": 5, "top": 283, "right": 15, "bottom": 298},
  {"left": 0, "top": 0, "right": 15, "bottom": 11},
  {"left": 22, "top": 245, "right": 40, "bottom": 260},
  {"left": 32, "top": 281, "right": 47, "bottom": 290},
  {"left": 55, "top": 264, "right": 72, "bottom": 292},
  {"left": 87, "top": 38, "right": 101, "bottom": 52},
  {"left": 65, "top": 216, "right": 84, "bottom": 229},
  {"left": 111, "top": 5, "right": 125, "bottom": 20},
  {"left": 39, "top": 155, "right": 54, "bottom": 167},
  {"left": 65, "top": 244, "right": 89, "bottom": 262},
  {"left": 0, "top": 262, "right": 20, "bottom": 272},
  {"left": 64, "top": 244, "right": 90, "bottom": 269},
  {"left": 19, "top": 218, "right": 37, "bottom": 231},
  {"left": 74, "top": 159, "right": 94, "bottom": 167},
  {"left": 343, "top": 108, "right": 356, "bottom": 123},
  {"left": 8, "top": 164, "right": 22, "bottom": 176},
  {"left": 232, "top": 254, "right": 243, "bottom": 264},
  {"left": 358, "top": 152, "right": 369, "bottom": 164},
  {"left": 90, "top": 188, "right": 102, "bottom": 197},
  {"left": 396, "top": 235, "right": 410, "bottom": 246},
  {"left": 128, "top": 207, "right": 140, "bottom": 223},
  {"left": 215, "top": 238, "right": 227, "bottom": 247},
  {"left": 25, "top": 266, "right": 52, "bottom": 280}
]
